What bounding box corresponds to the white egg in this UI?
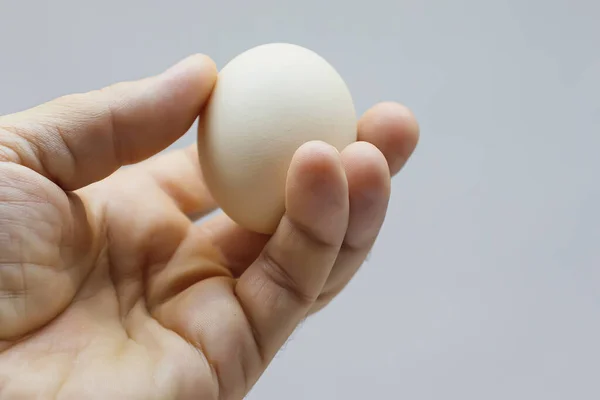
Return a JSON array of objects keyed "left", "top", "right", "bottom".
[{"left": 198, "top": 43, "right": 357, "bottom": 234}]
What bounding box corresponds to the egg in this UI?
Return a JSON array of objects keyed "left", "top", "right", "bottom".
[{"left": 198, "top": 43, "right": 357, "bottom": 234}]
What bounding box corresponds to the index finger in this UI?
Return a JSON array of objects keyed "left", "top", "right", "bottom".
[{"left": 235, "top": 140, "right": 349, "bottom": 362}]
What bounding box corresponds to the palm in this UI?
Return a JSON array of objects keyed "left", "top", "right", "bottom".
[
  {"left": 0, "top": 54, "right": 419, "bottom": 399},
  {"left": 0, "top": 160, "right": 263, "bottom": 399}
]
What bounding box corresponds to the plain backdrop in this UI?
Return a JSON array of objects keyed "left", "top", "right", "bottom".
[{"left": 1, "top": 0, "right": 599, "bottom": 399}]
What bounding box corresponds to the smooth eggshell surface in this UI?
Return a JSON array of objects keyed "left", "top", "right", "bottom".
[{"left": 198, "top": 43, "right": 357, "bottom": 234}]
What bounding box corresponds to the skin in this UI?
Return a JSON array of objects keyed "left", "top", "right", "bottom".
[{"left": 0, "top": 54, "right": 419, "bottom": 400}]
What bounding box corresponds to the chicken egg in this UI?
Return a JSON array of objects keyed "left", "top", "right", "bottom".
[{"left": 198, "top": 43, "right": 357, "bottom": 234}]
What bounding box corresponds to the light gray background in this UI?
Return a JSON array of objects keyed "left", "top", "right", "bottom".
[{"left": 1, "top": 0, "right": 599, "bottom": 399}]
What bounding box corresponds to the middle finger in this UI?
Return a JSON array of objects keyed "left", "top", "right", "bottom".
[{"left": 310, "top": 141, "right": 391, "bottom": 313}]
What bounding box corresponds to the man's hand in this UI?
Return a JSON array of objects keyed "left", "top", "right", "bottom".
[{"left": 0, "top": 54, "right": 419, "bottom": 399}]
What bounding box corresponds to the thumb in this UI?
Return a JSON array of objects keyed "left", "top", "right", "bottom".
[{"left": 0, "top": 54, "right": 217, "bottom": 190}]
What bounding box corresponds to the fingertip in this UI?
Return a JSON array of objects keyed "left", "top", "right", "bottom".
[
  {"left": 287, "top": 140, "right": 347, "bottom": 202},
  {"left": 288, "top": 140, "right": 344, "bottom": 180},
  {"left": 160, "top": 54, "right": 218, "bottom": 104},
  {"left": 340, "top": 141, "right": 391, "bottom": 249},
  {"left": 365, "top": 101, "right": 420, "bottom": 138},
  {"left": 341, "top": 141, "right": 391, "bottom": 192},
  {"left": 164, "top": 53, "right": 218, "bottom": 81},
  {"left": 358, "top": 102, "right": 420, "bottom": 175},
  {"left": 285, "top": 140, "right": 349, "bottom": 245}
]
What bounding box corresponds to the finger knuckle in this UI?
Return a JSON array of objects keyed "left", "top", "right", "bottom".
[{"left": 259, "top": 250, "right": 316, "bottom": 307}]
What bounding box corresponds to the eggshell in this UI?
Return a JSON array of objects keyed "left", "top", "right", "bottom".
[{"left": 198, "top": 43, "right": 357, "bottom": 234}]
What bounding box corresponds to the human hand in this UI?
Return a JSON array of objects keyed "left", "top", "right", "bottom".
[{"left": 0, "top": 54, "right": 419, "bottom": 399}]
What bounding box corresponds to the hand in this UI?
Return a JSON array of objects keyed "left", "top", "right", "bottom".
[{"left": 0, "top": 54, "right": 419, "bottom": 399}]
